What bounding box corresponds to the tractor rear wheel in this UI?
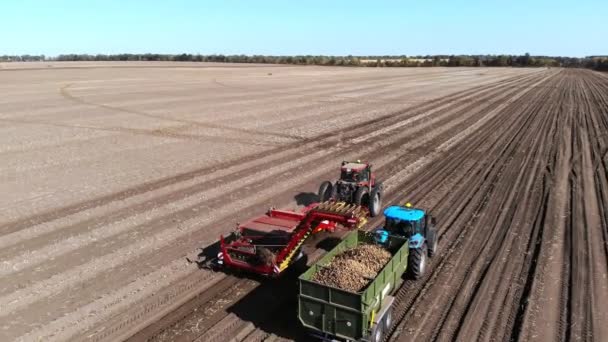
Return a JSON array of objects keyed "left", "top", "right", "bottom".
[
  {"left": 369, "top": 187, "right": 381, "bottom": 217},
  {"left": 354, "top": 187, "right": 369, "bottom": 208},
  {"left": 317, "top": 181, "right": 333, "bottom": 202},
  {"left": 409, "top": 244, "right": 427, "bottom": 279}
]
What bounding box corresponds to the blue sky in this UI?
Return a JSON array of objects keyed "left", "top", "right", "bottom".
[{"left": 1, "top": 1, "right": 604, "bottom": 57}]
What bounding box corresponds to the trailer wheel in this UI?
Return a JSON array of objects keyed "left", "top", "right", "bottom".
[
  {"left": 318, "top": 181, "right": 333, "bottom": 202},
  {"left": 371, "top": 322, "right": 384, "bottom": 342},
  {"left": 409, "top": 244, "right": 427, "bottom": 279},
  {"left": 383, "top": 305, "right": 393, "bottom": 331}
]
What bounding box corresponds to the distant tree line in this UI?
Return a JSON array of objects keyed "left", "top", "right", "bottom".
[
  {"left": 2, "top": 53, "right": 607, "bottom": 71},
  {"left": 0, "top": 55, "right": 45, "bottom": 62}
]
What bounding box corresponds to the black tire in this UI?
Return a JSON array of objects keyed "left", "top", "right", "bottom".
[
  {"left": 330, "top": 183, "right": 339, "bottom": 201},
  {"left": 427, "top": 227, "right": 438, "bottom": 257},
  {"left": 383, "top": 306, "right": 393, "bottom": 331},
  {"left": 409, "top": 244, "right": 428, "bottom": 279},
  {"left": 369, "top": 187, "right": 381, "bottom": 217},
  {"left": 291, "top": 250, "right": 309, "bottom": 275},
  {"left": 317, "top": 181, "right": 333, "bottom": 202},
  {"left": 371, "top": 321, "right": 384, "bottom": 342},
  {"left": 354, "top": 187, "right": 369, "bottom": 207}
]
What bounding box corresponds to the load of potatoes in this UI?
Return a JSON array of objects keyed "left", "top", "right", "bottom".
[{"left": 312, "top": 244, "right": 391, "bottom": 292}]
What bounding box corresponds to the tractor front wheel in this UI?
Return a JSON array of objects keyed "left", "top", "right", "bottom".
[
  {"left": 409, "top": 244, "right": 428, "bottom": 279},
  {"left": 317, "top": 181, "right": 333, "bottom": 202}
]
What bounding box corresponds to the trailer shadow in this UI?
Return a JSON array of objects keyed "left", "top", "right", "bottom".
[
  {"left": 224, "top": 269, "right": 310, "bottom": 340},
  {"left": 222, "top": 234, "right": 346, "bottom": 341}
]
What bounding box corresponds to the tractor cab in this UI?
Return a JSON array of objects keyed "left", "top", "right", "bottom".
[
  {"left": 376, "top": 203, "right": 437, "bottom": 258},
  {"left": 340, "top": 161, "right": 371, "bottom": 185},
  {"left": 318, "top": 161, "right": 383, "bottom": 217},
  {"left": 383, "top": 205, "right": 425, "bottom": 238}
]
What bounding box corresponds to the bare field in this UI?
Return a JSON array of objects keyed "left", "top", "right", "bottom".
[{"left": 1, "top": 63, "right": 606, "bottom": 342}]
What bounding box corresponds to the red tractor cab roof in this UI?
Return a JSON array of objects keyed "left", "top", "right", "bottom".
[{"left": 341, "top": 162, "right": 368, "bottom": 172}]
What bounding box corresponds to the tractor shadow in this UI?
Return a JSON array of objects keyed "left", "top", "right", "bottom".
[
  {"left": 222, "top": 234, "right": 345, "bottom": 341},
  {"left": 294, "top": 192, "right": 319, "bottom": 206}
]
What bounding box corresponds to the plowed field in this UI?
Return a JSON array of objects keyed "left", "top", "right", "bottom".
[{"left": 1, "top": 63, "right": 606, "bottom": 342}]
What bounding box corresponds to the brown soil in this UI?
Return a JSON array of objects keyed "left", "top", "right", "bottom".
[{"left": 2, "top": 63, "right": 606, "bottom": 342}]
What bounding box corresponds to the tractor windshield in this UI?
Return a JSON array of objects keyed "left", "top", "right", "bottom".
[
  {"left": 340, "top": 170, "right": 359, "bottom": 182},
  {"left": 395, "top": 221, "right": 414, "bottom": 237},
  {"left": 384, "top": 219, "right": 414, "bottom": 237}
]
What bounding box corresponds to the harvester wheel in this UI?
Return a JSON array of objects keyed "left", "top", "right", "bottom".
[
  {"left": 409, "top": 244, "right": 427, "bottom": 279},
  {"left": 369, "top": 187, "right": 381, "bottom": 217},
  {"left": 317, "top": 181, "right": 333, "bottom": 202}
]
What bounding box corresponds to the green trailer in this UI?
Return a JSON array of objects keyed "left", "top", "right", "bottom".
[{"left": 298, "top": 230, "right": 409, "bottom": 342}]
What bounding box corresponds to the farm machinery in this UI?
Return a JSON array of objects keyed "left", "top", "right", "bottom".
[
  {"left": 318, "top": 161, "right": 384, "bottom": 217},
  {"left": 298, "top": 203, "right": 438, "bottom": 342},
  {"left": 212, "top": 201, "right": 370, "bottom": 277}
]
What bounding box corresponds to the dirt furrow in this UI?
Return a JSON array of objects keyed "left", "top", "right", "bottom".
[
  {"left": 387, "top": 70, "right": 564, "bottom": 342},
  {"left": 103, "top": 71, "right": 552, "bottom": 342},
  {"left": 84, "top": 71, "right": 552, "bottom": 342},
  {"left": 0, "top": 70, "right": 537, "bottom": 236},
  {"left": 156, "top": 69, "right": 556, "bottom": 342}
]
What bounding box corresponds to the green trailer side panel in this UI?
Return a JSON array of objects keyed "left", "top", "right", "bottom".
[{"left": 298, "top": 230, "right": 410, "bottom": 340}]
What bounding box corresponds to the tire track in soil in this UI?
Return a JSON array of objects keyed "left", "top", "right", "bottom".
[
  {"left": 386, "top": 70, "right": 608, "bottom": 342},
  {"left": 368, "top": 69, "right": 566, "bottom": 342},
  {"left": 392, "top": 71, "right": 567, "bottom": 342},
  {"left": 437, "top": 71, "right": 566, "bottom": 342},
  {"left": 0, "top": 71, "right": 545, "bottom": 297},
  {"left": 226, "top": 69, "right": 561, "bottom": 342},
  {"left": 0, "top": 71, "right": 537, "bottom": 236},
  {"left": 255, "top": 68, "right": 562, "bottom": 342},
  {"left": 57, "top": 71, "right": 552, "bottom": 342},
  {"left": 2, "top": 71, "right": 540, "bottom": 251},
  {"left": 0, "top": 71, "right": 547, "bottom": 281},
  {"left": 1, "top": 70, "right": 552, "bottom": 342},
  {"left": 124, "top": 72, "right": 557, "bottom": 342},
  {"left": 243, "top": 70, "right": 563, "bottom": 342}
]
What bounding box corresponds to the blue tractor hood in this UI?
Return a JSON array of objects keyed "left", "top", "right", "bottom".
[{"left": 383, "top": 205, "right": 425, "bottom": 222}]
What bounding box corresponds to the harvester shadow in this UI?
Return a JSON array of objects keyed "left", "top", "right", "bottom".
[
  {"left": 294, "top": 192, "right": 320, "bottom": 206},
  {"left": 187, "top": 240, "right": 222, "bottom": 269}
]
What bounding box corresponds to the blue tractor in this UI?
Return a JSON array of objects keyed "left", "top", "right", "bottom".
[{"left": 375, "top": 203, "right": 438, "bottom": 279}]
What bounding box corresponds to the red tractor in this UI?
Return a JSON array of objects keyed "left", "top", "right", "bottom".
[{"left": 318, "top": 161, "right": 383, "bottom": 217}]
